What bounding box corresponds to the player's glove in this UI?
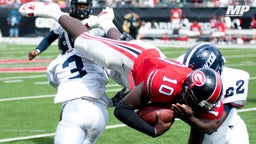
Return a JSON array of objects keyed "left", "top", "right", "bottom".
[
  {"left": 119, "top": 32, "right": 133, "bottom": 41},
  {"left": 85, "top": 15, "right": 99, "bottom": 29},
  {"left": 98, "top": 7, "right": 116, "bottom": 33},
  {"left": 97, "top": 7, "right": 114, "bottom": 22},
  {"left": 86, "top": 7, "right": 115, "bottom": 31},
  {"left": 28, "top": 49, "right": 40, "bottom": 60},
  {"left": 111, "top": 87, "right": 129, "bottom": 107}
]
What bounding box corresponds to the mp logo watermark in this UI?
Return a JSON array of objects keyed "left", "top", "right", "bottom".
[{"left": 226, "top": 5, "right": 250, "bottom": 17}]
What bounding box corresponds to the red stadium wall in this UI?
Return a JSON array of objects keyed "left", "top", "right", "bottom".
[{"left": 0, "top": 7, "right": 255, "bottom": 37}]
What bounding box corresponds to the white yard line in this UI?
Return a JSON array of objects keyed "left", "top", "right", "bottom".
[
  {"left": 0, "top": 75, "right": 45, "bottom": 81},
  {"left": 1, "top": 76, "right": 256, "bottom": 102},
  {"left": 0, "top": 124, "right": 127, "bottom": 143},
  {"left": 0, "top": 88, "right": 122, "bottom": 102},
  {"left": 0, "top": 94, "right": 54, "bottom": 102}
]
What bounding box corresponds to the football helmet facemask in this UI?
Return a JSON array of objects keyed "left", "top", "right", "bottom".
[
  {"left": 70, "top": 0, "right": 92, "bottom": 20},
  {"left": 183, "top": 42, "right": 224, "bottom": 75},
  {"left": 181, "top": 68, "right": 223, "bottom": 111}
]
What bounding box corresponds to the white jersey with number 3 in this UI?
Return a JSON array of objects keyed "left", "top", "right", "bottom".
[
  {"left": 47, "top": 15, "right": 111, "bottom": 144},
  {"left": 46, "top": 49, "right": 109, "bottom": 104}
]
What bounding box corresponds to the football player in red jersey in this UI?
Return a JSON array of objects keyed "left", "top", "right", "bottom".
[
  {"left": 19, "top": 2, "right": 224, "bottom": 141},
  {"left": 115, "top": 49, "right": 224, "bottom": 137},
  {"left": 170, "top": 5, "right": 182, "bottom": 30}
]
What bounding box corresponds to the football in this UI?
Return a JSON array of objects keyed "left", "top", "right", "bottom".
[{"left": 137, "top": 103, "right": 175, "bottom": 126}]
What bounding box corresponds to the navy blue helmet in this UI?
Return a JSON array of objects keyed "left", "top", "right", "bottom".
[
  {"left": 70, "top": 0, "right": 92, "bottom": 20},
  {"left": 183, "top": 42, "right": 224, "bottom": 75}
]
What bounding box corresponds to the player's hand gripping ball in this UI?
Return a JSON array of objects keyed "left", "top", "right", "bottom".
[{"left": 137, "top": 103, "right": 175, "bottom": 126}]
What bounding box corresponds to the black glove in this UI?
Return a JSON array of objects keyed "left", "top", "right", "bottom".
[{"left": 111, "top": 87, "right": 129, "bottom": 107}]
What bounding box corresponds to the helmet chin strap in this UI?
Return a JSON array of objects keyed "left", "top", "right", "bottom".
[{"left": 198, "top": 100, "right": 214, "bottom": 111}]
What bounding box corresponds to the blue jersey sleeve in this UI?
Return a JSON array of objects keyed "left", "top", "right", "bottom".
[{"left": 36, "top": 30, "right": 59, "bottom": 53}]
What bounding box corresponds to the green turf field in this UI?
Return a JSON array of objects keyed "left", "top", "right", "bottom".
[{"left": 0, "top": 43, "right": 255, "bottom": 144}]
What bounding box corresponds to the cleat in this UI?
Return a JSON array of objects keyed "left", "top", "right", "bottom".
[{"left": 19, "top": 2, "right": 60, "bottom": 18}]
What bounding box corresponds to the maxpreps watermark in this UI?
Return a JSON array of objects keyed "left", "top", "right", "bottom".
[{"left": 226, "top": 5, "right": 250, "bottom": 17}]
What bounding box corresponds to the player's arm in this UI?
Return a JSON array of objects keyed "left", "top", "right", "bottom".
[
  {"left": 28, "top": 30, "right": 59, "bottom": 60},
  {"left": 187, "top": 103, "right": 232, "bottom": 143},
  {"left": 106, "top": 28, "right": 121, "bottom": 40},
  {"left": 114, "top": 83, "right": 171, "bottom": 137},
  {"left": 188, "top": 127, "right": 205, "bottom": 144},
  {"left": 59, "top": 7, "right": 117, "bottom": 40},
  {"left": 59, "top": 15, "right": 87, "bottom": 40},
  {"left": 110, "top": 87, "right": 129, "bottom": 107},
  {"left": 187, "top": 113, "right": 227, "bottom": 134},
  {"left": 172, "top": 102, "right": 227, "bottom": 134},
  {"left": 94, "top": 7, "right": 121, "bottom": 40}
]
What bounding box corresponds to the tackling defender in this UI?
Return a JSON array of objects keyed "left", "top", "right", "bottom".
[{"left": 176, "top": 42, "right": 250, "bottom": 144}]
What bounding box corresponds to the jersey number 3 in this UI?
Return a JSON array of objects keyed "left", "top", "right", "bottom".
[{"left": 62, "top": 55, "right": 87, "bottom": 79}]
